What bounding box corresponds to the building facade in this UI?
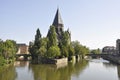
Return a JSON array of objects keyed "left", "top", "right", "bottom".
[
  {"left": 102, "top": 46, "right": 116, "bottom": 54},
  {"left": 116, "top": 39, "right": 120, "bottom": 54},
  {"left": 16, "top": 44, "right": 29, "bottom": 54}
]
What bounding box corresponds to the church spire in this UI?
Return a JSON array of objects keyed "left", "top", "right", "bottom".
[
  {"left": 53, "top": 8, "right": 63, "bottom": 27},
  {"left": 52, "top": 8, "right": 64, "bottom": 35}
]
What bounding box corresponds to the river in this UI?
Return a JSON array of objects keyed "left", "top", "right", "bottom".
[{"left": 0, "top": 58, "right": 120, "bottom": 80}]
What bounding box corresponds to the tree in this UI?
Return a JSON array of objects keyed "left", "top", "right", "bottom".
[
  {"left": 2, "top": 40, "right": 17, "bottom": 59},
  {"left": 29, "top": 28, "right": 42, "bottom": 60},
  {"left": 47, "top": 26, "right": 58, "bottom": 48},
  {"left": 38, "top": 37, "right": 48, "bottom": 57},
  {"left": 71, "top": 41, "right": 90, "bottom": 57},
  {"left": 0, "top": 39, "right": 4, "bottom": 56},
  {"left": 0, "top": 56, "right": 6, "bottom": 66},
  {"left": 72, "top": 41, "right": 81, "bottom": 55},
  {"left": 91, "top": 48, "right": 101, "bottom": 54},
  {"left": 68, "top": 45, "right": 75, "bottom": 57},
  {"left": 0, "top": 39, "right": 17, "bottom": 66},
  {"left": 60, "top": 45, "right": 68, "bottom": 57},
  {"left": 58, "top": 30, "right": 71, "bottom": 58},
  {"left": 46, "top": 46, "right": 61, "bottom": 58},
  {"left": 34, "top": 28, "right": 42, "bottom": 48},
  {"left": 61, "top": 31, "right": 70, "bottom": 46}
]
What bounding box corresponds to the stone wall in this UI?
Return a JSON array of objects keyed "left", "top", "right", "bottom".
[
  {"left": 38, "top": 57, "right": 68, "bottom": 65},
  {"left": 54, "top": 58, "right": 68, "bottom": 65}
]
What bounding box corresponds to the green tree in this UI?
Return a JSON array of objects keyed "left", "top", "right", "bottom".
[
  {"left": 0, "top": 56, "right": 6, "bottom": 66},
  {"left": 60, "top": 45, "right": 68, "bottom": 57},
  {"left": 59, "top": 30, "right": 71, "bottom": 57},
  {"left": 0, "top": 39, "right": 4, "bottom": 56},
  {"left": 29, "top": 28, "right": 42, "bottom": 60},
  {"left": 71, "top": 41, "right": 89, "bottom": 57},
  {"left": 47, "top": 26, "right": 58, "bottom": 48},
  {"left": 91, "top": 48, "right": 101, "bottom": 54},
  {"left": 34, "top": 28, "right": 42, "bottom": 48},
  {"left": 0, "top": 39, "right": 17, "bottom": 66},
  {"left": 46, "top": 46, "right": 60, "bottom": 58},
  {"left": 68, "top": 45, "right": 75, "bottom": 57},
  {"left": 79, "top": 46, "right": 89, "bottom": 56},
  {"left": 2, "top": 40, "right": 17, "bottom": 60},
  {"left": 61, "top": 31, "right": 70, "bottom": 46},
  {"left": 38, "top": 37, "right": 48, "bottom": 57},
  {"left": 72, "top": 41, "right": 81, "bottom": 55}
]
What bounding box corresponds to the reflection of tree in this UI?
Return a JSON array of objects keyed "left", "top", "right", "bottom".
[
  {"left": 117, "top": 65, "right": 120, "bottom": 80},
  {"left": 0, "top": 64, "right": 17, "bottom": 80},
  {"left": 71, "top": 60, "right": 89, "bottom": 76},
  {"left": 29, "top": 60, "right": 88, "bottom": 80}
]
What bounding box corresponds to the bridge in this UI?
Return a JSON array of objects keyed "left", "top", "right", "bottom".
[
  {"left": 85, "top": 53, "right": 111, "bottom": 58},
  {"left": 16, "top": 54, "right": 31, "bottom": 60}
]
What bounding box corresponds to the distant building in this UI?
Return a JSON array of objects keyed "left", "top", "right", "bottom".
[
  {"left": 16, "top": 44, "right": 29, "bottom": 54},
  {"left": 116, "top": 39, "right": 120, "bottom": 54},
  {"left": 102, "top": 46, "right": 116, "bottom": 54}
]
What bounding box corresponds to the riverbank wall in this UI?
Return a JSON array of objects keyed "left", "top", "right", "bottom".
[
  {"left": 103, "top": 55, "right": 120, "bottom": 64},
  {"left": 43, "top": 58, "right": 68, "bottom": 65},
  {"left": 31, "top": 55, "right": 83, "bottom": 65}
]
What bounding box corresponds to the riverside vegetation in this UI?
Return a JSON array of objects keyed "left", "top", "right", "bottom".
[
  {"left": 0, "top": 39, "right": 17, "bottom": 71},
  {"left": 0, "top": 26, "right": 90, "bottom": 69}
]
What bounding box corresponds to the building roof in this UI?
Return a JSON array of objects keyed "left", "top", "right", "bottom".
[
  {"left": 17, "top": 43, "right": 27, "bottom": 47},
  {"left": 52, "top": 8, "right": 63, "bottom": 27}
]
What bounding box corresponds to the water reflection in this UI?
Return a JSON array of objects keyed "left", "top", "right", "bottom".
[
  {"left": 117, "top": 65, "right": 120, "bottom": 80},
  {"left": 29, "top": 60, "right": 88, "bottom": 80},
  {"left": 103, "top": 62, "right": 117, "bottom": 69},
  {"left": 0, "top": 64, "right": 17, "bottom": 80},
  {"left": 14, "top": 61, "right": 29, "bottom": 67},
  {"left": 1, "top": 59, "right": 120, "bottom": 80}
]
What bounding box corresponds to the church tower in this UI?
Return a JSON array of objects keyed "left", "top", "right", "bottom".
[{"left": 52, "top": 8, "right": 64, "bottom": 39}]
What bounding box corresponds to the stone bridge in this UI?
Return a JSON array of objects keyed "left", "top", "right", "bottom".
[{"left": 16, "top": 54, "right": 31, "bottom": 60}]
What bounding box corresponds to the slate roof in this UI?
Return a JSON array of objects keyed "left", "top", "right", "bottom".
[{"left": 52, "top": 8, "right": 63, "bottom": 27}]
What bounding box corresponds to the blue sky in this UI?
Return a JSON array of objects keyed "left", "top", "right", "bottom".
[{"left": 0, "top": 0, "right": 120, "bottom": 49}]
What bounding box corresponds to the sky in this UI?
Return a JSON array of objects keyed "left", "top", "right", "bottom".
[{"left": 0, "top": 0, "right": 120, "bottom": 49}]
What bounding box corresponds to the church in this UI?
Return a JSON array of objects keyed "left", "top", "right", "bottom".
[{"left": 48, "top": 8, "right": 71, "bottom": 44}]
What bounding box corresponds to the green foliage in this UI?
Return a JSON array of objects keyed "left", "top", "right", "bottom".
[
  {"left": 58, "top": 30, "right": 71, "bottom": 58},
  {"left": 91, "top": 48, "right": 101, "bottom": 54},
  {"left": 38, "top": 46, "right": 47, "bottom": 57},
  {"left": 37, "top": 37, "right": 48, "bottom": 56},
  {"left": 79, "top": 46, "right": 89, "bottom": 56},
  {"left": 0, "top": 56, "right": 6, "bottom": 66},
  {"left": 68, "top": 45, "right": 75, "bottom": 57},
  {"left": 29, "top": 28, "right": 44, "bottom": 59},
  {"left": 60, "top": 45, "right": 68, "bottom": 57},
  {"left": 61, "top": 31, "right": 70, "bottom": 46},
  {"left": 46, "top": 46, "right": 60, "bottom": 58},
  {"left": 35, "top": 28, "right": 41, "bottom": 46},
  {"left": 72, "top": 41, "right": 90, "bottom": 56},
  {"left": 72, "top": 41, "right": 81, "bottom": 55},
  {"left": 47, "top": 26, "right": 58, "bottom": 48},
  {"left": 3, "top": 40, "right": 17, "bottom": 59},
  {"left": 0, "top": 39, "right": 17, "bottom": 67}
]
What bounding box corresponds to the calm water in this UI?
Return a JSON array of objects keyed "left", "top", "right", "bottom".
[{"left": 0, "top": 59, "right": 120, "bottom": 80}]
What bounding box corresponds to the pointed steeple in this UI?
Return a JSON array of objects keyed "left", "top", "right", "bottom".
[
  {"left": 53, "top": 8, "right": 63, "bottom": 27},
  {"left": 52, "top": 8, "right": 64, "bottom": 35}
]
